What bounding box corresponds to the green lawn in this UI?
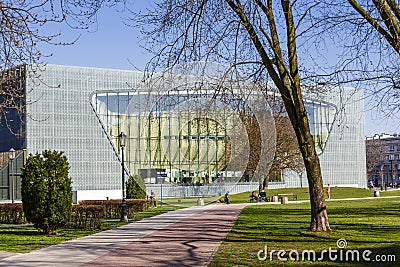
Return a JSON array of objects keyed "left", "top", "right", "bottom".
[
  {"left": 2, "top": 187, "right": 400, "bottom": 264},
  {"left": 379, "top": 189, "right": 400, "bottom": 197},
  {"left": 0, "top": 205, "right": 179, "bottom": 253},
  {"left": 160, "top": 196, "right": 221, "bottom": 207},
  {"left": 210, "top": 197, "right": 400, "bottom": 266},
  {"left": 158, "top": 187, "right": 399, "bottom": 206},
  {"left": 225, "top": 187, "right": 395, "bottom": 204}
]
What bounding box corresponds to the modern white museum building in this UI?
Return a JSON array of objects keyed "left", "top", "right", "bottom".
[{"left": 0, "top": 64, "right": 366, "bottom": 202}]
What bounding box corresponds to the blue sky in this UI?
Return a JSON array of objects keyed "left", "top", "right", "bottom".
[
  {"left": 40, "top": 2, "right": 398, "bottom": 137},
  {"left": 41, "top": 4, "right": 147, "bottom": 71}
]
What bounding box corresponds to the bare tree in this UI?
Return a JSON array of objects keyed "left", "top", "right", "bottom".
[
  {"left": 308, "top": 1, "right": 400, "bottom": 121},
  {"left": 241, "top": 112, "right": 262, "bottom": 182},
  {"left": 366, "top": 138, "right": 384, "bottom": 182},
  {"left": 259, "top": 114, "right": 304, "bottom": 190},
  {"left": 0, "top": 0, "right": 115, "bottom": 70},
  {"left": 348, "top": 0, "right": 400, "bottom": 54},
  {"left": 0, "top": 0, "right": 119, "bottom": 129},
  {"left": 347, "top": 0, "right": 400, "bottom": 119},
  {"left": 247, "top": 100, "right": 304, "bottom": 189},
  {"left": 136, "top": 0, "right": 330, "bottom": 231},
  {"left": 270, "top": 115, "right": 304, "bottom": 173}
]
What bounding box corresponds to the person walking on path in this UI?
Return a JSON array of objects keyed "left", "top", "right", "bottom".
[{"left": 150, "top": 189, "right": 157, "bottom": 207}]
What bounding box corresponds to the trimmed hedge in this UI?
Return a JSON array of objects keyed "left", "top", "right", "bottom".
[
  {"left": 0, "top": 199, "right": 151, "bottom": 229},
  {"left": 68, "top": 205, "right": 104, "bottom": 230},
  {"left": 0, "top": 203, "right": 26, "bottom": 224},
  {"left": 79, "top": 199, "right": 151, "bottom": 219}
]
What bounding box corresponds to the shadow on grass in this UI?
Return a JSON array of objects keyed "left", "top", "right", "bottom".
[
  {"left": 0, "top": 230, "right": 42, "bottom": 236},
  {"left": 0, "top": 226, "right": 42, "bottom": 236},
  {"left": 210, "top": 200, "right": 400, "bottom": 267}
]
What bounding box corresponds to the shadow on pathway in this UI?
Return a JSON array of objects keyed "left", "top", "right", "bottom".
[{"left": 0, "top": 204, "right": 246, "bottom": 267}]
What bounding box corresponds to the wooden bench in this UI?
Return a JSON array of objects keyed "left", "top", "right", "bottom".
[{"left": 277, "top": 193, "right": 297, "bottom": 201}]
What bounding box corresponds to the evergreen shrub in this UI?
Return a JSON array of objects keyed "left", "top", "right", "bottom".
[
  {"left": 126, "top": 175, "right": 146, "bottom": 199},
  {"left": 21, "top": 150, "right": 72, "bottom": 234}
]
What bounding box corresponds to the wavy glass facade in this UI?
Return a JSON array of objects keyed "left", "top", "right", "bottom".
[
  {"left": 0, "top": 64, "right": 366, "bottom": 201},
  {"left": 92, "top": 87, "right": 252, "bottom": 185},
  {"left": 305, "top": 100, "right": 337, "bottom": 154},
  {"left": 93, "top": 92, "right": 229, "bottom": 183},
  {"left": 91, "top": 90, "right": 339, "bottom": 185}
]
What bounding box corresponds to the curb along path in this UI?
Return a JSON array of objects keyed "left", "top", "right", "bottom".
[{"left": 0, "top": 204, "right": 246, "bottom": 267}]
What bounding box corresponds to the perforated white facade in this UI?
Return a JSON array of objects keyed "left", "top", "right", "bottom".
[
  {"left": 25, "top": 65, "right": 143, "bottom": 198},
  {"left": 5, "top": 64, "right": 366, "bottom": 201}
]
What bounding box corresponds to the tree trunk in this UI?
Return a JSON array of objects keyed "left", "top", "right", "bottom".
[
  {"left": 262, "top": 176, "right": 268, "bottom": 190},
  {"left": 279, "top": 77, "right": 330, "bottom": 231},
  {"left": 277, "top": 91, "right": 330, "bottom": 231},
  {"left": 303, "top": 141, "right": 331, "bottom": 231},
  {"left": 226, "top": 0, "right": 331, "bottom": 231}
]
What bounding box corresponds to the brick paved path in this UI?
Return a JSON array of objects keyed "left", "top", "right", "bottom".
[{"left": 0, "top": 204, "right": 246, "bottom": 267}]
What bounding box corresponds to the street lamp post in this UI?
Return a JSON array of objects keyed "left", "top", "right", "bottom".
[
  {"left": 379, "top": 167, "right": 384, "bottom": 191},
  {"left": 119, "top": 132, "right": 128, "bottom": 222},
  {"left": 385, "top": 164, "right": 388, "bottom": 191},
  {"left": 390, "top": 159, "right": 394, "bottom": 189},
  {"left": 299, "top": 172, "right": 303, "bottom": 188},
  {"left": 389, "top": 154, "right": 394, "bottom": 189},
  {"left": 9, "top": 148, "right": 16, "bottom": 203}
]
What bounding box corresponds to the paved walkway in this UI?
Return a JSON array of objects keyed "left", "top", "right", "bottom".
[
  {"left": 0, "top": 204, "right": 246, "bottom": 267},
  {"left": 2, "top": 195, "right": 399, "bottom": 266}
]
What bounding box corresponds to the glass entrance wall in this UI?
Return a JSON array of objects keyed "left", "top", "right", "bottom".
[
  {"left": 0, "top": 150, "right": 25, "bottom": 200},
  {"left": 305, "top": 100, "right": 337, "bottom": 154},
  {"left": 0, "top": 66, "right": 27, "bottom": 152},
  {"left": 92, "top": 83, "right": 253, "bottom": 185},
  {"left": 92, "top": 83, "right": 338, "bottom": 186}
]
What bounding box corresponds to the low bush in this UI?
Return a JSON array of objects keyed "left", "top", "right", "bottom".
[
  {"left": 69, "top": 205, "right": 104, "bottom": 230},
  {"left": 0, "top": 199, "right": 151, "bottom": 229},
  {"left": 79, "top": 199, "right": 151, "bottom": 219},
  {"left": 0, "top": 203, "right": 26, "bottom": 224}
]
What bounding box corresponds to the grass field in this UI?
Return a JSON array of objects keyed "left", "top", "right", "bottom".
[
  {"left": 2, "top": 187, "right": 400, "bottom": 266},
  {"left": 157, "top": 187, "right": 384, "bottom": 207},
  {"left": 210, "top": 195, "right": 400, "bottom": 266},
  {"left": 160, "top": 196, "right": 221, "bottom": 207},
  {"left": 0, "top": 205, "right": 179, "bottom": 253},
  {"left": 225, "top": 187, "right": 395, "bottom": 204}
]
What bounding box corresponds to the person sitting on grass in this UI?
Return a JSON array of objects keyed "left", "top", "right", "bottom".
[{"left": 251, "top": 191, "right": 259, "bottom": 202}]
